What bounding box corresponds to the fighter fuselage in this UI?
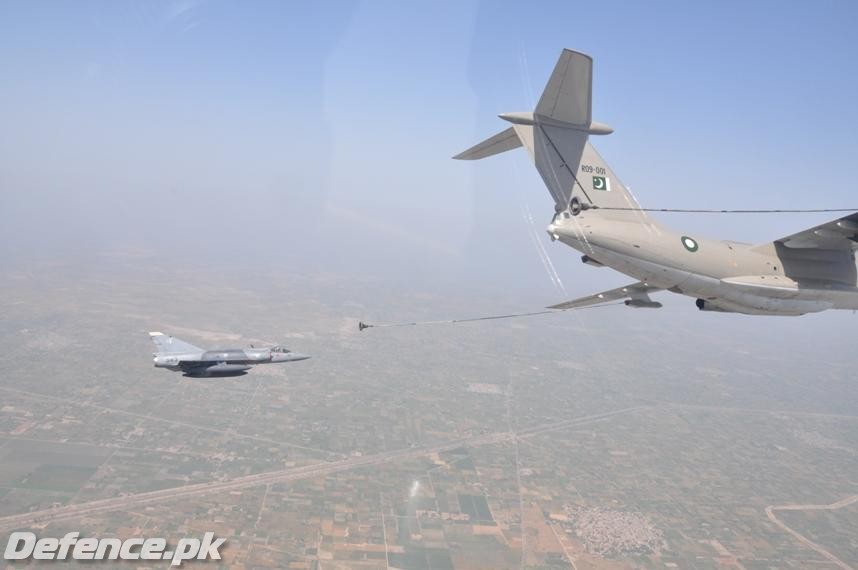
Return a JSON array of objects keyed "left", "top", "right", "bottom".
[{"left": 153, "top": 346, "right": 309, "bottom": 377}]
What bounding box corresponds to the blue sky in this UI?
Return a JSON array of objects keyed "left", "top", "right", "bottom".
[{"left": 1, "top": 0, "right": 857, "bottom": 301}]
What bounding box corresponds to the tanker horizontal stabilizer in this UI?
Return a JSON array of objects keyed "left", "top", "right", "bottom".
[{"left": 453, "top": 127, "right": 521, "bottom": 160}]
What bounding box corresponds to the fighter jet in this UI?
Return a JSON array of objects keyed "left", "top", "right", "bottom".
[
  {"left": 455, "top": 49, "right": 858, "bottom": 316},
  {"left": 149, "top": 332, "right": 309, "bottom": 377}
]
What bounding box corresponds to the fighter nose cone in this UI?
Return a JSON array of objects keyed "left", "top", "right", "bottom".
[{"left": 287, "top": 353, "right": 311, "bottom": 362}]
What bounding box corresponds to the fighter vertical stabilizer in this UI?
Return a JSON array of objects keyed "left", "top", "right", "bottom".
[{"left": 149, "top": 332, "right": 203, "bottom": 355}]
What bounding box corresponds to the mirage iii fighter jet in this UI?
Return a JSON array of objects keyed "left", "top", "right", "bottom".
[
  {"left": 149, "top": 332, "right": 309, "bottom": 377},
  {"left": 455, "top": 49, "right": 858, "bottom": 316}
]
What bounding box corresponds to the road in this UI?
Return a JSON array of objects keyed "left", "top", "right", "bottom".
[
  {"left": 0, "top": 406, "right": 646, "bottom": 532},
  {"left": 765, "top": 494, "right": 858, "bottom": 570}
]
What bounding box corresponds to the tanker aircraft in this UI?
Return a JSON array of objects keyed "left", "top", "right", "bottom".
[{"left": 455, "top": 49, "right": 858, "bottom": 316}]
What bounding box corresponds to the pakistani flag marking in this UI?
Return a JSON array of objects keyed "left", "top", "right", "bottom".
[
  {"left": 592, "top": 176, "right": 610, "bottom": 191},
  {"left": 681, "top": 236, "right": 699, "bottom": 252}
]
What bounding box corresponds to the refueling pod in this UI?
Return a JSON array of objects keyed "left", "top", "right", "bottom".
[{"left": 624, "top": 299, "right": 662, "bottom": 309}]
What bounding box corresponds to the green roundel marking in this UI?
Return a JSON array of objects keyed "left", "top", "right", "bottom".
[{"left": 681, "top": 236, "right": 699, "bottom": 252}]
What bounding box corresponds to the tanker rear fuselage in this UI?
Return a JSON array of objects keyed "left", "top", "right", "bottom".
[{"left": 549, "top": 215, "right": 858, "bottom": 315}]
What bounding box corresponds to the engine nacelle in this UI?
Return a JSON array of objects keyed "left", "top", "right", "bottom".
[
  {"left": 581, "top": 255, "right": 604, "bottom": 267},
  {"left": 696, "top": 298, "right": 731, "bottom": 312}
]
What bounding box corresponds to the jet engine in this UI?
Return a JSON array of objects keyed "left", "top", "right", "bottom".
[
  {"left": 581, "top": 255, "right": 604, "bottom": 267},
  {"left": 695, "top": 298, "right": 731, "bottom": 312}
]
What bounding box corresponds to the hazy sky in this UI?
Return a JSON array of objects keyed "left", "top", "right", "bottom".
[{"left": 2, "top": 0, "right": 857, "bottom": 301}]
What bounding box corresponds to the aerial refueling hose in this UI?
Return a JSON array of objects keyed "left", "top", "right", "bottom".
[
  {"left": 358, "top": 302, "right": 624, "bottom": 331},
  {"left": 589, "top": 206, "right": 857, "bottom": 214}
]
